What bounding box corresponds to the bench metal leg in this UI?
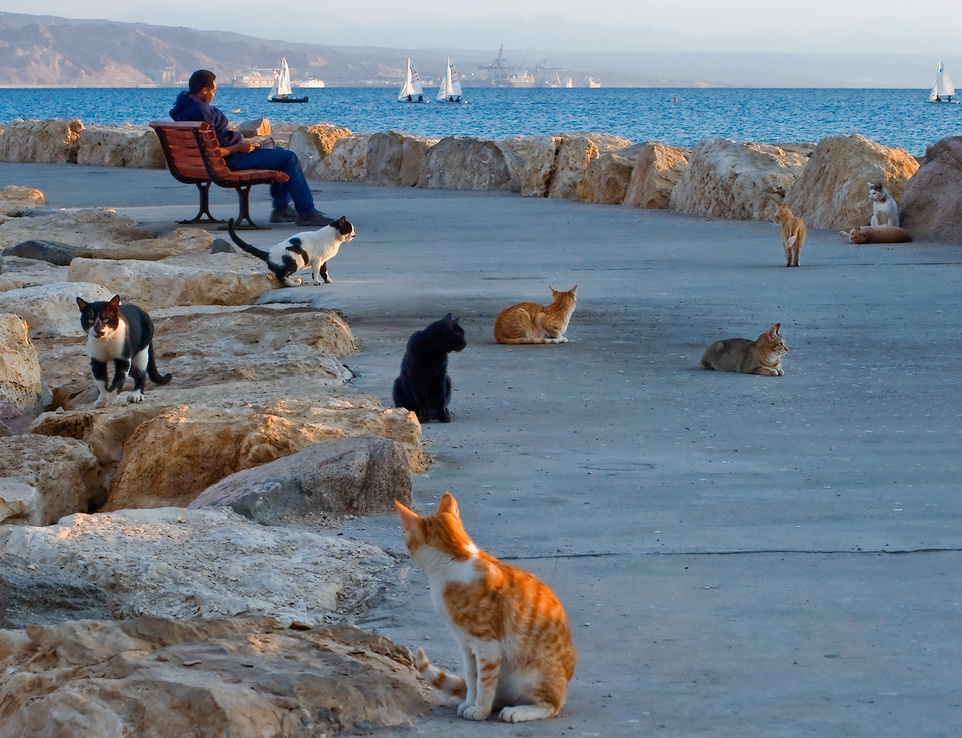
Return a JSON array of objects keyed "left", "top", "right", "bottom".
[
  {"left": 179, "top": 181, "right": 224, "bottom": 225},
  {"left": 219, "top": 184, "right": 270, "bottom": 230}
]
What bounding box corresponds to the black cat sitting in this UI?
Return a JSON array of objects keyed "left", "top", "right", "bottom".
[{"left": 393, "top": 313, "right": 467, "bottom": 423}]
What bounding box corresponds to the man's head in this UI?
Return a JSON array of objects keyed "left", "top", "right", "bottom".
[{"left": 188, "top": 70, "right": 217, "bottom": 102}]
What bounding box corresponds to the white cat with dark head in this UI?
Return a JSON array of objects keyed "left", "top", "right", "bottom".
[
  {"left": 77, "top": 295, "right": 172, "bottom": 408},
  {"left": 868, "top": 182, "right": 899, "bottom": 227},
  {"left": 227, "top": 216, "right": 356, "bottom": 287}
]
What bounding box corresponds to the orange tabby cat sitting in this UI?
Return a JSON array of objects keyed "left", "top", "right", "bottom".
[
  {"left": 396, "top": 494, "right": 576, "bottom": 722},
  {"left": 493, "top": 285, "right": 577, "bottom": 344},
  {"left": 774, "top": 204, "right": 805, "bottom": 267}
]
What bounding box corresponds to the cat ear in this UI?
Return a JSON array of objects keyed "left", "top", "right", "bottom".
[
  {"left": 570, "top": 285, "right": 577, "bottom": 294},
  {"left": 76, "top": 297, "right": 88, "bottom": 310},
  {"left": 443, "top": 312, "right": 453, "bottom": 321},
  {"left": 769, "top": 324, "right": 781, "bottom": 336},
  {"left": 108, "top": 295, "right": 122, "bottom": 309},
  {"left": 437, "top": 492, "right": 460, "bottom": 519},
  {"left": 395, "top": 501, "right": 420, "bottom": 534}
]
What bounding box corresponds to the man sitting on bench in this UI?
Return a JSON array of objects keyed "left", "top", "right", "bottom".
[{"left": 170, "top": 69, "right": 331, "bottom": 227}]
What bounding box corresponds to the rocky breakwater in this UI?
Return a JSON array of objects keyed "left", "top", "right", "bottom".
[
  {"left": 0, "top": 186, "right": 430, "bottom": 734},
  {"left": 8, "top": 118, "right": 962, "bottom": 239}
]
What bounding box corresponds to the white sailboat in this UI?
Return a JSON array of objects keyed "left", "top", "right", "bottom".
[
  {"left": 398, "top": 58, "right": 425, "bottom": 103},
  {"left": 268, "top": 58, "right": 308, "bottom": 103},
  {"left": 436, "top": 57, "right": 464, "bottom": 103},
  {"left": 929, "top": 60, "right": 956, "bottom": 103}
]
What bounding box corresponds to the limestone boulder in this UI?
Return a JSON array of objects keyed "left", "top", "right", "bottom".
[
  {"left": 76, "top": 124, "right": 165, "bottom": 169},
  {"left": 0, "top": 507, "right": 395, "bottom": 624},
  {"left": 900, "top": 136, "right": 962, "bottom": 244},
  {"left": 366, "top": 131, "right": 436, "bottom": 187},
  {"left": 0, "top": 119, "right": 84, "bottom": 164},
  {"left": 417, "top": 136, "right": 519, "bottom": 191},
  {"left": 288, "top": 123, "right": 354, "bottom": 179},
  {"left": 0, "top": 207, "right": 148, "bottom": 253},
  {"left": 623, "top": 142, "right": 691, "bottom": 209},
  {"left": 0, "top": 480, "right": 43, "bottom": 526},
  {"left": 101, "top": 395, "right": 423, "bottom": 511},
  {"left": 0, "top": 617, "right": 426, "bottom": 738},
  {"left": 783, "top": 134, "right": 919, "bottom": 230},
  {"left": 0, "top": 257, "right": 69, "bottom": 292},
  {"left": 0, "top": 552, "right": 112, "bottom": 625},
  {"left": 670, "top": 138, "right": 812, "bottom": 221},
  {"left": 547, "top": 135, "right": 599, "bottom": 199},
  {"left": 191, "top": 434, "right": 412, "bottom": 521},
  {"left": 3, "top": 239, "right": 81, "bottom": 266},
  {"left": 0, "top": 282, "right": 114, "bottom": 338},
  {"left": 313, "top": 134, "right": 370, "bottom": 182},
  {"left": 0, "top": 435, "right": 101, "bottom": 525},
  {"left": 517, "top": 135, "right": 562, "bottom": 197},
  {"left": 0, "top": 186, "right": 44, "bottom": 216},
  {"left": 237, "top": 117, "right": 271, "bottom": 137},
  {"left": 0, "top": 313, "right": 48, "bottom": 414},
  {"left": 67, "top": 254, "right": 271, "bottom": 310},
  {"left": 576, "top": 148, "right": 640, "bottom": 204}
]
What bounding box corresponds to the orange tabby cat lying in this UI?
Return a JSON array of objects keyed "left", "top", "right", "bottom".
[
  {"left": 774, "top": 204, "right": 805, "bottom": 267},
  {"left": 396, "top": 494, "right": 576, "bottom": 722},
  {"left": 493, "top": 285, "right": 577, "bottom": 344},
  {"left": 701, "top": 323, "right": 788, "bottom": 376}
]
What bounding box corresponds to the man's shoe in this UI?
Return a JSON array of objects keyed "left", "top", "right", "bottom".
[
  {"left": 269, "top": 205, "right": 298, "bottom": 223},
  {"left": 295, "top": 209, "right": 335, "bottom": 228}
]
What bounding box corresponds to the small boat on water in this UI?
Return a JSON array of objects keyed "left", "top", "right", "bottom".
[
  {"left": 436, "top": 57, "right": 464, "bottom": 103},
  {"left": 929, "top": 60, "right": 957, "bottom": 103},
  {"left": 268, "top": 58, "right": 309, "bottom": 103},
  {"left": 398, "top": 58, "right": 426, "bottom": 103}
]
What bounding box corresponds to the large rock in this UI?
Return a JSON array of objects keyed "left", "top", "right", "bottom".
[
  {"left": 288, "top": 123, "right": 354, "bottom": 179},
  {"left": 0, "top": 208, "right": 149, "bottom": 253},
  {"left": 623, "top": 142, "right": 691, "bottom": 209},
  {"left": 670, "top": 138, "right": 812, "bottom": 221},
  {"left": 0, "top": 313, "right": 48, "bottom": 414},
  {"left": 67, "top": 254, "right": 270, "bottom": 310},
  {"left": 900, "top": 136, "right": 962, "bottom": 244},
  {"left": 0, "top": 552, "right": 112, "bottom": 626},
  {"left": 76, "top": 124, "right": 165, "bottom": 169},
  {"left": 33, "top": 304, "right": 356, "bottom": 411},
  {"left": 548, "top": 135, "right": 600, "bottom": 199},
  {"left": 0, "top": 617, "right": 426, "bottom": 738},
  {"left": 191, "top": 434, "right": 413, "bottom": 521},
  {"left": 0, "top": 507, "right": 395, "bottom": 624},
  {"left": 0, "top": 185, "right": 44, "bottom": 216},
  {"left": 417, "top": 136, "right": 519, "bottom": 191},
  {"left": 0, "top": 281, "right": 114, "bottom": 337},
  {"left": 783, "top": 134, "right": 919, "bottom": 230},
  {"left": 0, "top": 119, "right": 84, "bottom": 164},
  {"left": 3, "top": 239, "right": 81, "bottom": 266},
  {"left": 576, "top": 149, "right": 638, "bottom": 204},
  {"left": 0, "top": 435, "right": 101, "bottom": 525},
  {"left": 366, "top": 131, "right": 435, "bottom": 187},
  {"left": 100, "top": 396, "right": 423, "bottom": 511},
  {"left": 0, "top": 479, "right": 43, "bottom": 526},
  {"left": 313, "top": 134, "right": 370, "bottom": 182}
]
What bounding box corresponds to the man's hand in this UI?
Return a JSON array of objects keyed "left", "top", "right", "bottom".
[{"left": 224, "top": 140, "right": 257, "bottom": 156}]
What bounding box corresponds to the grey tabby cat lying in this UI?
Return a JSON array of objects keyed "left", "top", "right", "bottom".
[{"left": 701, "top": 323, "right": 788, "bottom": 376}]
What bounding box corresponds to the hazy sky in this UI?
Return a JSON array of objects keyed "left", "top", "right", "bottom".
[{"left": 6, "top": 1, "right": 961, "bottom": 56}]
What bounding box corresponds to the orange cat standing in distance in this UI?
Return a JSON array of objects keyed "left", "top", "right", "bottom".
[
  {"left": 774, "top": 204, "right": 805, "bottom": 267},
  {"left": 493, "top": 285, "right": 577, "bottom": 344},
  {"left": 396, "top": 494, "right": 576, "bottom": 722}
]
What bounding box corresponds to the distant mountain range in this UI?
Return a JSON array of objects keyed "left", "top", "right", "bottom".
[{"left": 0, "top": 12, "right": 956, "bottom": 89}]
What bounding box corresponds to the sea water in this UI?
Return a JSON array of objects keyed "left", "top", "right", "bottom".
[{"left": 0, "top": 87, "right": 957, "bottom": 157}]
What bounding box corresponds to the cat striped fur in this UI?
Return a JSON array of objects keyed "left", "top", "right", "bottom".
[{"left": 397, "top": 493, "right": 576, "bottom": 722}]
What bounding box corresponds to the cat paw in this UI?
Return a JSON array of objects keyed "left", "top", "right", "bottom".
[
  {"left": 93, "top": 394, "right": 115, "bottom": 409},
  {"left": 460, "top": 705, "right": 490, "bottom": 721},
  {"left": 126, "top": 390, "right": 144, "bottom": 404},
  {"left": 437, "top": 409, "right": 451, "bottom": 423}
]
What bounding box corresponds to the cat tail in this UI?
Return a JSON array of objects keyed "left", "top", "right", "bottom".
[
  {"left": 226, "top": 219, "right": 270, "bottom": 260},
  {"left": 414, "top": 648, "right": 467, "bottom": 698},
  {"left": 147, "top": 345, "right": 172, "bottom": 386}
]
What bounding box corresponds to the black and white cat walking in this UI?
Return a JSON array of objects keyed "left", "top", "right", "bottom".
[{"left": 77, "top": 295, "right": 172, "bottom": 408}]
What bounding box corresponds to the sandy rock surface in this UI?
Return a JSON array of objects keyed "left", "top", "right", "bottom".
[
  {"left": 623, "top": 142, "right": 691, "bottom": 209},
  {"left": 0, "top": 616, "right": 427, "bottom": 738},
  {"left": 0, "top": 313, "right": 47, "bottom": 413},
  {"left": 0, "top": 119, "right": 84, "bottom": 164},
  {"left": 900, "top": 135, "right": 962, "bottom": 244},
  {"left": 0, "top": 507, "right": 396, "bottom": 623}
]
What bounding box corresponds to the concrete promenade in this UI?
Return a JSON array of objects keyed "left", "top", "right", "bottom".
[{"left": 3, "top": 162, "right": 960, "bottom": 737}]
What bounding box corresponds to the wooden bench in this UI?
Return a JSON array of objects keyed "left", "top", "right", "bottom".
[{"left": 149, "top": 120, "right": 290, "bottom": 230}]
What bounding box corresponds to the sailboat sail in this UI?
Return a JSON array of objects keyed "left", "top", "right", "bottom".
[
  {"left": 930, "top": 61, "right": 955, "bottom": 101},
  {"left": 437, "top": 57, "right": 463, "bottom": 102},
  {"left": 268, "top": 57, "right": 295, "bottom": 100},
  {"left": 398, "top": 58, "right": 423, "bottom": 101}
]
